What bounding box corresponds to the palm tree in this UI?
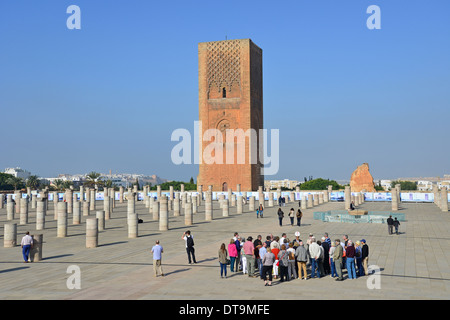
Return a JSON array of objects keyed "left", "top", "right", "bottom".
[
  {"left": 6, "top": 176, "right": 24, "bottom": 191},
  {"left": 53, "top": 179, "right": 65, "bottom": 191},
  {"left": 84, "top": 171, "right": 103, "bottom": 189},
  {"left": 26, "top": 175, "right": 40, "bottom": 190}
]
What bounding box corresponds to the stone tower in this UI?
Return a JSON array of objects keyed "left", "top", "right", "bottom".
[{"left": 197, "top": 39, "right": 263, "bottom": 191}]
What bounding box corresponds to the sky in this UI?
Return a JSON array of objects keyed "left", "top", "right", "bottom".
[{"left": 0, "top": 0, "right": 449, "bottom": 182}]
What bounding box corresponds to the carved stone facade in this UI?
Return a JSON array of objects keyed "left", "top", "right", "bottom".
[{"left": 197, "top": 39, "right": 263, "bottom": 191}]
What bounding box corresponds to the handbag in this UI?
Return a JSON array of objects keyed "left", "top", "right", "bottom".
[{"left": 226, "top": 258, "right": 231, "bottom": 265}]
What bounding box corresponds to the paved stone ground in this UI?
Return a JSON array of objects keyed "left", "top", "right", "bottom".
[{"left": 0, "top": 198, "right": 449, "bottom": 300}]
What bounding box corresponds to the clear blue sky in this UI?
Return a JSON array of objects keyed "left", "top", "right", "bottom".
[{"left": 1, "top": 0, "right": 449, "bottom": 182}]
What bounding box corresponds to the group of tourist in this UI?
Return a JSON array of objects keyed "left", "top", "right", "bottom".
[{"left": 218, "top": 232, "right": 369, "bottom": 285}]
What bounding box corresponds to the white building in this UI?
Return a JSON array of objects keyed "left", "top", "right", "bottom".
[
  {"left": 379, "top": 180, "right": 392, "bottom": 191},
  {"left": 264, "top": 179, "right": 299, "bottom": 190},
  {"left": 417, "top": 180, "right": 433, "bottom": 191},
  {"left": 4, "top": 167, "right": 31, "bottom": 180},
  {"left": 438, "top": 181, "right": 450, "bottom": 190}
]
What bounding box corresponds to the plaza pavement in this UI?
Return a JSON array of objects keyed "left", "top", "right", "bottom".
[{"left": 0, "top": 198, "right": 449, "bottom": 300}]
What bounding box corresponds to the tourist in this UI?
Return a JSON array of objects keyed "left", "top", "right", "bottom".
[
  {"left": 317, "top": 240, "right": 325, "bottom": 276},
  {"left": 387, "top": 215, "right": 394, "bottom": 235},
  {"left": 261, "top": 247, "right": 275, "bottom": 286},
  {"left": 355, "top": 240, "right": 363, "bottom": 277},
  {"left": 333, "top": 239, "right": 344, "bottom": 281},
  {"left": 350, "top": 201, "right": 355, "bottom": 210},
  {"left": 218, "top": 243, "right": 228, "bottom": 278},
  {"left": 244, "top": 236, "right": 256, "bottom": 277},
  {"left": 265, "top": 235, "right": 272, "bottom": 248},
  {"left": 256, "top": 208, "right": 260, "bottom": 218},
  {"left": 345, "top": 240, "right": 357, "bottom": 279},
  {"left": 296, "top": 209, "right": 303, "bottom": 226},
  {"left": 287, "top": 242, "right": 297, "bottom": 280},
  {"left": 321, "top": 237, "right": 330, "bottom": 275},
  {"left": 271, "top": 244, "right": 280, "bottom": 279},
  {"left": 329, "top": 242, "right": 337, "bottom": 278},
  {"left": 240, "top": 238, "right": 247, "bottom": 274},
  {"left": 235, "top": 236, "right": 242, "bottom": 272},
  {"left": 182, "top": 230, "right": 197, "bottom": 264},
  {"left": 308, "top": 237, "right": 321, "bottom": 278},
  {"left": 259, "top": 204, "right": 264, "bottom": 218},
  {"left": 323, "top": 233, "right": 332, "bottom": 247},
  {"left": 151, "top": 240, "right": 164, "bottom": 277},
  {"left": 361, "top": 239, "right": 369, "bottom": 276},
  {"left": 21, "top": 231, "right": 33, "bottom": 263},
  {"left": 228, "top": 239, "right": 238, "bottom": 272},
  {"left": 393, "top": 217, "right": 401, "bottom": 235},
  {"left": 293, "top": 231, "right": 301, "bottom": 245},
  {"left": 259, "top": 242, "right": 268, "bottom": 277},
  {"left": 277, "top": 208, "right": 284, "bottom": 226},
  {"left": 295, "top": 240, "right": 308, "bottom": 280},
  {"left": 279, "top": 233, "right": 287, "bottom": 247},
  {"left": 288, "top": 208, "right": 295, "bottom": 226},
  {"left": 278, "top": 244, "right": 289, "bottom": 282}
]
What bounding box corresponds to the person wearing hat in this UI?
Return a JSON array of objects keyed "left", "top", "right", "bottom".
[
  {"left": 243, "top": 236, "right": 256, "bottom": 277},
  {"left": 361, "top": 239, "right": 369, "bottom": 276}
]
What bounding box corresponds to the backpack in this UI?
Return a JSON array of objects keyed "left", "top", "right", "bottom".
[{"left": 186, "top": 236, "right": 194, "bottom": 248}]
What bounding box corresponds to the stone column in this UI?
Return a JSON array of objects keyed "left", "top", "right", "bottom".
[
  {"left": 119, "top": 186, "right": 124, "bottom": 203},
  {"left": 205, "top": 193, "right": 213, "bottom": 221},
  {"left": 157, "top": 185, "right": 162, "bottom": 201},
  {"left": 15, "top": 191, "right": 22, "bottom": 214},
  {"left": 184, "top": 202, "right": 193, "bottom": 226},
  {"left": 86, "top": 218, "right": 98, "bottom": 248},
  {"left": 152, "top": 200, "right": 159, "bottom": 220},
  {"left": 71, "top": 200, "right": 80, "bottom": 225},
  {"left": 180, "top": 184, "right": 185, "bottom": 193},
  {"left": 66, "top": 189, "right": 73, "bottom": 214},
  {"left": 313, "top": 194, "right": 319, "bottom": 206},
  {"left": 395, "top": 184, "right": 401, "bottom": 204},
  {"left": 301, "top": 195, "right": 307, "bottom": 210},
  {"left": 0, "top": 194, "right": 4, "bottom": 209},
  {"left": 30, "top": 234, "right": 43, "bottom": 262},
  {"left": 249, "top": 196, "right": 255, "bottom": 211},
  {"left": 268, "top": 192, "right": 274, "bottom": 207},
  {"left": 53, "top": 192, "right": 58, "bottom": 219},
  {"left": 307, "top": 194, "right": 313, "bottom": 208},
  {"left": 83, "top": 201, "right": 90, "bottom": 216},
  {"left": 323, "top": 190, "right": 329, "bottom": 203},
  {"left": 319, "top": 193, "right": 324, "bottom": 205},
  {"left": 391, "top": 188, "right": 398, "bottom": 211},
  {"left": 80, "top": 186, "right": 84, "bottom": 201},
  {"left": 237, "top": 195, "right": 243, "bottom": 214},
  {"left": 90, "top": 189, "right": 96, "bottom": 211},
  {"left": 344, "top": 186, "right": 351, "bottom": 210},
  {"left": 173, "top": 194, "right": 180, "bottom": 216},
  {"left": 20, "top": 197, "right": 29, "bottom": 225},
  {"left": 128, "top": 213, "right": 138, "bottom": 238},
  {"left": 96, "top": 210, "right": 105, "bottom": 231},
  {"left": 57, "top": 202, "right": 68, "bottom": 237},
  {"left": 104, "top": 196, "right": 111, "bottom": 220},
  {"left": 7, "top": 195, "right": 15, "bottom": 220},
  {"left": 327, "top": 185, "right": 333, "bottom": 200},
  {"left": 127, "top": 192, "right": 136, "bottom": 215},
  {"left": 159, "top": 195, "right": 169, "bottom": 231},
  {"left": 222, "top": 199, "right": 229, "bottom": 217},
  {"left": 169, "top": 186, "right": 174, "bottom": 201},
  {"left": 441, "top": 188, "right": 449, "bottom": 212},
  {"left": 3, "top": 223, "right": 17, "bottom": 247},
  {"left": 36, "top": 198, "right": 46, "bottom": 230},
  {"left": 192, "top": 196, "right": 198, "bottom": 214}
]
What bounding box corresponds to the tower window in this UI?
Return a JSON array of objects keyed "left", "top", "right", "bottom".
[{"left": 222, "top": 87, "right": 226, "bottom": 98}]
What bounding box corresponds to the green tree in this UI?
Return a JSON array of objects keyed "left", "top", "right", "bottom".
[
  {"left": 299, "top": 178, "right": 343, "bottom": 190},
  {"left": 6, "top": 176, "right": 24, "bottom": 191},
  {"left": 26, "top": 175, "right": 40, "bottom": 190},
  {"left": 390, "top": 180, "right": 417, "bottom": 191}
]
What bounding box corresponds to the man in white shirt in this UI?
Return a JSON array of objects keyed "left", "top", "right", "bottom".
[
  {"left": 21, "top": 232, "right": 33, "bottom": 263},
  {"left": 308, "top": 237, "right": 321, "bottom": 278}
]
